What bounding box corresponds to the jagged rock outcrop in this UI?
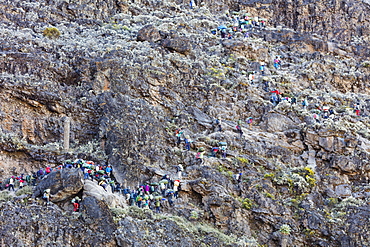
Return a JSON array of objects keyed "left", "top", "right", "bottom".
[{"left": 33, "top": 168, "right": 84, "bottom": 202}]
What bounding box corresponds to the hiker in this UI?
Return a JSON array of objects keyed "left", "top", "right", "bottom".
[
  {"left": 31, "top": 174, "right": 37, "bottom": 186},
  {"left": 246, "top": 117, "right": 253, "bottom": 130},
  {"left": 45, "top": 166, "right": 52, "bottom": 174},
  {"left": 262, "top": 79, "right": 269, "bottom": 92},
  {"left": 211, "top": 147, "right": 219, "bottom": 157},
  {"left": 313, "top": 113, "right": 320, "bottom": 123},
  {"left": 274, "top": 56, "right": 281, "bottom": 69},
  {"left": 177, "top": 164, "right": 183, "bottom": 179},
  {"left": 155, "top": 198, "right": 161, "bottom": 213},
  {"left": 8, "top": 176, "right": 15, "bottom": 191},
  {"left": 184, "top": 135, "right": 192, "bottom": 151},
  {"left": 43, "top": 189, "right": 51, "bottom": 204},
  {"left": 115, "top": 183, "right": 122, "bottom": 194},
  {"left": 83, "top": 168, "right": 90, "bottom": 179},
  {"left": 270, "top": 89, "right": 281, "bottom": 106},
  {"left": 37, "top": 168, "right": 44, "bottom": 178},
  {"left": 189, "top": 0, "right": 195, "bottom": 9},
  {"left": 216, "top": 118, "right": 222, "bottom": 132},
  {"left": 175, "top": 128, "right": 183, "bottom": 145},
  {"left": 98, "top": 178, "right": 108, "bottom": 191},
  {"left": 105, "top": 165, "right": 112, "bottom": 177},
  {"left": 71, "top": 196, "right": 81, "bottom": 212},
  {"left": 235, "top": 172, "right": 243, "bottom": 183},
  {"left": 291, "top": 97, "right": 297, "bottom": 105},
  {"left": 260, "top": 62, "right": 266, "bottom": 75},
  {"left": 302, "top": 98, "right": 308, "bottom": 109},
  {"left": 195, "top": 148, "right": 205, "bottom": 165},
  {"left": 249, "top": 71, "right": 256, "bottom": 84},
  {"left": 355, "top": 103, "right": 361, "bottom": 116},
  {"left": 129, "top": 191, "right": 136, "bottom": 206},
  {"left": 174, "top": 180, "right": 180, "bottom": 198},
  {"left": 19, "top": 178, "right": 24, "bottom": 189},
  {"left": 108, "top": 179, "right": 115, "bottom": 193},
  {"left": 168, "top": 191, "right": 174, "bottom": 206},
  {"left": 236, "top": 120, "right": 243, "bottom": 137},
  {"left": 136, "top": 195, "right": 143, "bottom": 208},
  {"left": 221, "top": 145, "right": 227, "bottom": 158}
]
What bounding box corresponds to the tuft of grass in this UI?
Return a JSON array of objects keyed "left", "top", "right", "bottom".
[{"left": 43, "top": 27, "right": 61, "bottom": 39}]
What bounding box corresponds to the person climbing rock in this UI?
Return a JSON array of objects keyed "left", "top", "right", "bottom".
[
  {"left": 221, "top": 145, "right": 227, "bottom": 159},
  {"left": 177, "top": 164, "right": 183, "bottom": 179},
  {"left": 248, "top": 71, "right": 256, "bottom": 84},
  {"left": 195, "top": 147, "right": 205, "bottom": 165},
  {"left": 236, "top": 120, "right": 243, "bottom": 137},
  {"left": 105, "top": 165, "right": 112, "bottom": 177},
  {"left": 45, "top": 166, "right": 52, "bottom": 174},
  {"left": 274, "top": 56, "right": 281, "bottom": 69},
  {"left": 8, "top": 176, "right": 14, "bottom": 191},
  {"left": 175, "top": 128, "right": 183, "bottom": 145},
  {"left": 216, "top": 118, "right": 222, "bottom": 132},
  {"left": 211, "top": 147, "right": 219, "bottom": 157},
  {"left": 155, "top": 198, "right": 161, "bottom": 213},
  {"left": 270, "top": 89, "right": 281, "bottom": 106},
  {"left": 302, "top": 98, "right": 308, "bottom": 110},
  {"left": 19, "top": 178, "right": 24, "bottom": 189},
  {"left": 355, "top": 103, "right": 361, "bottom": 116},
  {"left": 43, "top": 189, "right": 51, "bottom": 204},
  {"left": 260, "top": 62, "right": 266, "bottom": 75},
  {"left": 71, "top": 196, "right": 81, "bottom": 212},
  {"left": 98, "top": 178, "right": 108, "bottom": 192},
  {"left": 184, "top": 135, "right": 192, "bottom": 151},
  {"left": 174, "top": 180, "right": 180, "bottom": 198},
  {"left": 189, "top": 0, "right": 195, "bottom": 9},
  {"left": 108, "top": 179, "right": 115, "bottom": 193},
  {"left": 115, "top": 183, "right": 122, "bottom": 194},
  {"left": 262, "top": 79, "right": 269, "bottom": 92},
  {"left": 246, "top": 117, "right": 253, "bottom": 130}
]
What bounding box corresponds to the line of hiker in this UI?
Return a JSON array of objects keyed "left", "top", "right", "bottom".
[
  {"left": 123, "top": 174, "right": 182, "bottom": 213},
  {"left": 175, "top": 127, "right": 229, "bottom": 163},
  {"left": 212, "top": 12, "right": 267, "bottom": 39},
  {"left": 0, "top": 166, "right": 54, "bottom": 192}
]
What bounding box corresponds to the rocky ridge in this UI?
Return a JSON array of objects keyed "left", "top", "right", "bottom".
[{"left": 0, "top": 0, "right": 370, "bottom": 246}]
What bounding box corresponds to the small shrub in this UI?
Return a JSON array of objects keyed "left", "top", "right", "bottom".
[
  {"left": 43, "top": 27, "right": 61, "bottom": 39},
  {"left": 264, "top": 173, "right": 275, "bottom": 179},
  {"left": 279, "top": 224, "right": 292, "bottom": 235},
  {"left": 110, "top": 207, "right": 126, "bottom": 217},
  {"left": 15, "top": 186, "right": 33, "bottom": 196},
  {"left": 0, "top": 191, "right": 12, "bottom": 202},
  {"left": 240, "top": 198, "right": 254, "bottom": 210},
  {"left": 236, "top": 157, "right": 249, "bottom": 164},
  {"left": 189, "top": 210, "right": 199, "bottom": 220}
]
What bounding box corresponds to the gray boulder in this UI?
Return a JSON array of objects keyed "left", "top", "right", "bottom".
[
  {"left": 161, "top": 37, "right": 192, "bottom": 55},
  {"left": 137, "top": 25, "right": 162, "bottom": 43},
  {"left": 33, "top": 168, "right": 84, "bottom": 202}
]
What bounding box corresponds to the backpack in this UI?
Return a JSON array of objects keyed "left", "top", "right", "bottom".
[{"left": 236, "top": 125, "right": 241, "bottom": 130}]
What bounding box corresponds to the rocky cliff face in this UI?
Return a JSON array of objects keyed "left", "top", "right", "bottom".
[{"left": 0, "top": 0, "right": 370, "bottom": 246}]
